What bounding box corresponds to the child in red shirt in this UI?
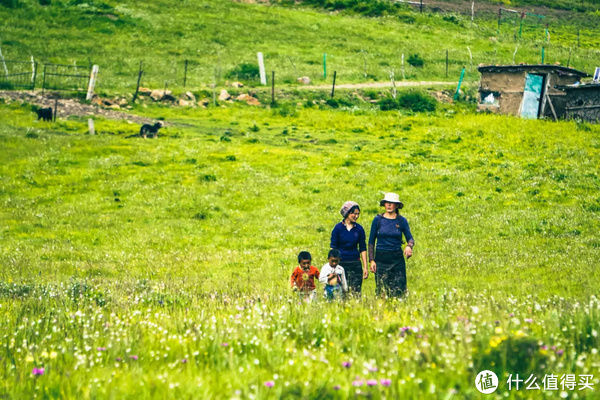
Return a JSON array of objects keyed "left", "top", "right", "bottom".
[{"left": 290, "top": 251, "right": 320, "bottom": 300}]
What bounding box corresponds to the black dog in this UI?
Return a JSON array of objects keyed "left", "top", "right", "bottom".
[
  {"left": 36, "top": 107, "right": 53, "bottom": 122},
  {"left": 139, "top": 121, "right": 163, "bottom": 138}
]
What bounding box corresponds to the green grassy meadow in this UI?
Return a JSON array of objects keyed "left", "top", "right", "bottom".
[
  {"left": 2, "top": 0, "right": 600, "bottom": 92},
  {"left": 2, "top": 0, "right": 600, "bottom": 398},
  {"left": 1, "top": 96, "right": 600, "bottom": 398}
]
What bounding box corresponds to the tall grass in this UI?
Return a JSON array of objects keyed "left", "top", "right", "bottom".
[{"left": 0, "top": 99, "right": 599, "bottom": 397}]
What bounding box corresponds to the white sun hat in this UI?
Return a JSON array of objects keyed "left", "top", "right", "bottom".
[{"left": 380, "top": 192, "right": 404, "bottom": 209}]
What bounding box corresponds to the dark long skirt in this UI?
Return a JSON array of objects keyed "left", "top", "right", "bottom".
[
  {"left": 340, "top": 260, "right": 363, "bottom": 295},
  {"left": 374, "top": 250, "right": 406, "bottom": 297}
]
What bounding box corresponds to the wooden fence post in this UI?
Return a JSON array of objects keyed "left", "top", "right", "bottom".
[
  {"left": 183, "top": 59, "right": 188, "bottom": 88},
  {"left": 445, "top": 50, "right": 449, "bottom": 78},
  {"left": 271, "top": 71, "right": 275, "bottom": 105},
  {"left": 331, "top": 71, "right": 336, "bottom": 98},
  {"left": 132, "top": 61, "right": 143, "bottom": 103},
  {"left": 86, "top": 64, "right": 99, "bottom": 101}
]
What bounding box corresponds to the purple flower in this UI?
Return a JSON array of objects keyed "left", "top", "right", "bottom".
[
  {"left": 129, "top": 355, "right": 138, "bottom": 361},
  {"left": 333, "top": 385, "right": 341, "bottom": 390},
  {"left": 342, "top": 361, "right": 352, "bottom": 368},
  {"left": 97, "top": 347, "right": 106, "bottom": 352},
  {"left": 115, "top": 357, "right": 122, "bottom": 362},
  {"left": 509, "top": 313, "right": 515, "bottom": 317},
  {"left": 221, "top": 342, "right": 229, "bottom": 347},
  {"left": 181, "top": 358, "right": 188, "bottom": 364},
  {"left": 380, "top": 378, "right": 392, "bottom": 387},
  {"left": 368, "top": 366, "right": 378, "bottom": 372},
  {"left": 366, "top": 379, "right": 378, "bottom": 386},
  {"left": 264, "top": 381, "right": 274, "bottom": 387},
  {"left": 524, "top": 318, "right": 533, "bottom": 323},
  {"left": 352, "top": 379, "right": 363, "bottom": 387},
  {"left": 32, "top": 367, "right": 44, "bottom": 376},
  {"left": 541, "top": 345, "right": 548, "bottom": 350},
  {"left": 556, "top": 349, "right": 564, "bottom": 356}
]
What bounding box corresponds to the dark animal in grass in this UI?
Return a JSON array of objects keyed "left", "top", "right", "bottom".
[
  {"left": 35, "top": 107, "right": 53, "bottom": 122},
  {"left": 139, "top": 121, "right": 164, "bottom": 138}
]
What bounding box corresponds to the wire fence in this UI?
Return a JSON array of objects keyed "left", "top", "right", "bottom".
[
  {"left": 0, "top": 60, "right": 37, "bottom": 90},
  {"left": 41, "top": 63, "right": 90, "bottom": 93}
]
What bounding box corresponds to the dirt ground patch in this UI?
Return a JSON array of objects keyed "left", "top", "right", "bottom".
[{"left": 0, "top": 91, "right": 156, "bottom": 125}]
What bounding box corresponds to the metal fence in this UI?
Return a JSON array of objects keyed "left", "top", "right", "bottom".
[
  {"left": 41, "top": 63, "right": 90, "bottom": 93},
  {"left": 0, "top": 59, "right": 37, "bottom": 90}
]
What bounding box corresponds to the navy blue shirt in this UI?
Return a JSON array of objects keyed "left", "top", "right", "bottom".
[
  {"left": 330, "top": 222, "right": 367, "bottom": 262},
  {"left": 368, "top": 214, "right": 413, "bottom": 252}
]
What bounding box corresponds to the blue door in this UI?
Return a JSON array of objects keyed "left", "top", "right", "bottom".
[{"left": 520, "top": 73, "right": 544, "bottom": 119}]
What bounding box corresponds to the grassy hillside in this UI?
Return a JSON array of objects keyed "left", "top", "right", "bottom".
[
  {"left": 1, "top": 98, "right": 600, "bottom": 397},
  {"left": 1, "top": 0, "right": 600, "bottom": 93}
]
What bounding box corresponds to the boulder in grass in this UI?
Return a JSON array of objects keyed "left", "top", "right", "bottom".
[
  {"left": 184, "top": 91, "right": 196, "bottom": 102},
  {"left": 138, "top": 87, "right": 152, "bottom": 95},
  {"left": 231, "top": 81, "right": 244, "bottom": 88},
  {"left": 219, "top": 89, "right": 231, "bottom": 101},
  {"left": 150, "top": 90, "right": 164, "bottom": 101},
  {"left": 178, "top": 99, "right": 195, "bottom": 107},
  {"left": 198, "top": 98, "right": 210, "bottom": 108},
  {"left": 236, "top": 93, "right": 261, "bottom": 106},
  {"left": 297, "top": 76, "right": 311, "bottom": 85}
]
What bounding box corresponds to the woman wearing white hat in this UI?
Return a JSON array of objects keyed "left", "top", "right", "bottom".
[
  {"left": 330, "top": 201, "right": 368, "bottom": 296},
  {"left": 368, "top": 192, "right": 415, "bottom": 297}
]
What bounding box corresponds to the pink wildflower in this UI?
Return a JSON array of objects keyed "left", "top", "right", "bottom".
[
  {"left": 342, "top": 361, "right": 352, "bottom": 368},
  {"left": 264, "top": 381, "right": 274, "bottom": 387},
  {"left": 97, "top": 347, "right": 106, "bottom": 351},
  {"left": 32, "top": 367, "right": 44, "bottom": 376},
  {"left": 129, "top": 355, "right": 138, "bottom": 361},
  {"left": 352, "top": 379, "right": 363, "bottom": 387},
  {"left": 367, "top": 379, "right": 378, "bottom": 386},
  {"left": 380, "top": 378, "right": 392, "bottom": 387}
]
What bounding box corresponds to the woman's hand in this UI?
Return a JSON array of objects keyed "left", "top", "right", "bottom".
[
  {"left": 370, "top": 260, "right": 376, "bottom": 273},
  {"left": 404, "top": 246, "right": 413, "bottom": 259},
  {"left": 362, "top": 269, "right": 369, "bottom": 279}
]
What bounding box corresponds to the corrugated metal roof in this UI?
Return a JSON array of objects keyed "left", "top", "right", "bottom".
[{"left": 478, "top": 64, "right": 588, "bottom": 77}]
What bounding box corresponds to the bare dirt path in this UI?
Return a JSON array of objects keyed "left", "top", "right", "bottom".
[{"left": 300, "top": 80, "right": 455, "bottom": 90}]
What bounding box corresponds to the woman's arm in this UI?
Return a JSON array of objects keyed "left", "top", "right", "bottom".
[
  {"left": 402, "top": 219, "right": 414, "bottom": 259},
  {"left": 360, "top": 250, "right": 369, "bottom": 278},
  {"left": 368, "top": 216, "right": 379, "bottom": 272},
  {"left": 330, "top": 223, "right": 339, "bottom": 250}
]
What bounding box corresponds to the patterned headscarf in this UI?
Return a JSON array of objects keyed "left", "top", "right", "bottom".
[{"left": 340, "top": 201, "right": 359, "bottom": 219}]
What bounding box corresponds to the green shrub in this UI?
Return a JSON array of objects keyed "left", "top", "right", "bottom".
[
  {"left": 407, "top": 53, "right": 424, "bottom": 67},
  {"left": 378, "top": 90, "right": 436, "bottom": 112},
  {"left": 225, "top": 63, "right": 260, "bottom": 81},
  {"left": 398, "top": 90, "right": 436, "bottom": 112}
]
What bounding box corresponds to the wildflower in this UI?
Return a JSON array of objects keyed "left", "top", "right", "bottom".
[
  {"left": 367, "top": 379, "right": 378, "bottom": 386},
  {"left": 556, "top": 349, "right": 564, "bottom": 356},
  {"left": 32, "top": 367, "right": 44, "bottom": 376},
  {"left": 116, "top": 357, "right": 122, "bottom": 362},
  {"left": 221, "top": 342, "right": 229, "bottom": 347},
  {"left": 97, "top": 347, "right": 107, "bottom": 352},
  {"left": 352, "top": 379, "right": 363, "bottom": 387},
  {"left": 380, "top": 379, "right": 392, "bottom": 387},
  {"left": 49, "top": 351, "right": 57, "bottom": 359},
  {"left": 342, "top": 361, "right": 352, "bottom": 368},
  {"left": 181, "top": 358, "right": 188, "bottom": 364},
  {"left": 264, "top": 381, "right": 274, "bottom": 387},
  {"left": 524, "top": 318, "right": 533, "bottom": 323},
  {"left": 129, "top": 355, "right": 138, "bottom": 361},
  {"left": 25, "top": 355, "right": 34, "bottom": 363},
  {"left": 333, "top": 385, "right": 341, "bottom": 390}
]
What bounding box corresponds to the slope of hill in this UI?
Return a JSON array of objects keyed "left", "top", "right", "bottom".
[{"left": 1, "top": 0, "right": 600, "bottom": 93}]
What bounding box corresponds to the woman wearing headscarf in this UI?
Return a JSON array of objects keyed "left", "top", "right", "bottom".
[
  {"left": 330, "top": 201, "right": 368, "bottom": 295},
  {"left": 368, "top": 192, "right": 414, "bottom": 297}
]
